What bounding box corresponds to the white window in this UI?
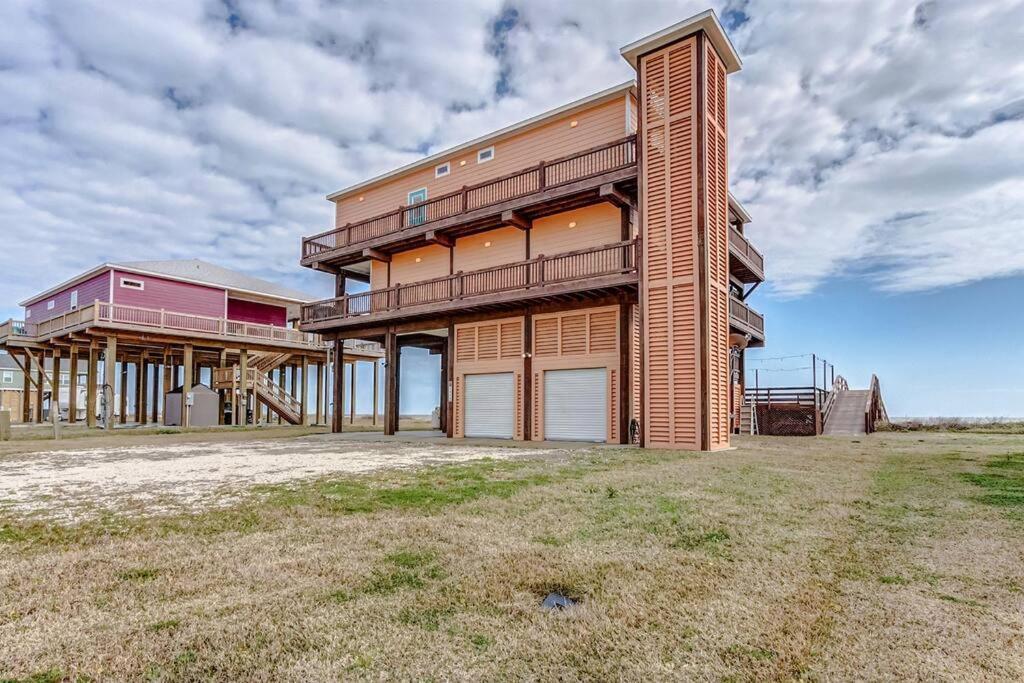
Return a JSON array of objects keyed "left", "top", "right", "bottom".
[
  {"left": 59, "top": 373, "right": 69, "bottom": 386},
  {"left": 120, "top": 277, "right": 144, "bottom": 290},
  {"left": 47, "top": 300, "right": 55, "bottom": 310},
  {"left": 70, "top": 290, "right": 78, "bottom": 310},
  {"left": 25, "top": 309, "right": 31, "bottom": 319},
  {"left": 1, "top": 371, "right": 12, "bottom": 384},
  {"left": 477, "top": 146, "right": 495, "bottom": 164},
  {"left": 435, "top": 162, "right": 450, "bottom": 178}
]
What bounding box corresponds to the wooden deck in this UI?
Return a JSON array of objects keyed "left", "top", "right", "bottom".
[
  {"left": 728, "top": 297, "right": 766, "bottom": 344},
  {"left": 729, "top": 227, "right": 765, "bottom": 283},
  {"left": 301, "top": 136, "right": 638, "bottom": 269},
  {"left": 0, "top": 302, "right": 381, "bottom": 357}
]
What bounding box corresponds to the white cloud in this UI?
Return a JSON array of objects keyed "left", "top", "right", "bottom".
[{"left": 0, "top": 0, "right": 1021, "bottom": 316}]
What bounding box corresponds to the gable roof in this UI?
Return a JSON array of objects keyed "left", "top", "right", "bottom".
[
  {"left": 620, "top": 9, "right": 742, "bottom": 74},
  {"left": 20, "top": 259, "right": 315, "bottom": 306},
  {"left": 0, "top": 351, "right": 20, "bottom": 371}
]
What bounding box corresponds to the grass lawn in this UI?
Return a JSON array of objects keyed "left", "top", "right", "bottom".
[{"left": 1, "top": 432, "right": 1023, "bottom": 680}]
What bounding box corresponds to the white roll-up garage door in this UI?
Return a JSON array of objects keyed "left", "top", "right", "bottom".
[
  {"left": 464, "top": 372, "right": 515, "bottom": 439},
  {"left": 543, "top": 368, "right": 607, "bottom": 442}
]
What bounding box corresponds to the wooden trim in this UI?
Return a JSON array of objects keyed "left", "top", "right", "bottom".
[
  {"left": 384, "top": 330, "right": 398, "bottom": 435},
  {"left": 501, "top": 210, "right": 531, "bottom": 231}
]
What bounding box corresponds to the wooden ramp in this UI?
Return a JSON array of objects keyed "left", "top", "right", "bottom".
[{"left": 822, "top": 390, "right": 871, "bottom": 435}]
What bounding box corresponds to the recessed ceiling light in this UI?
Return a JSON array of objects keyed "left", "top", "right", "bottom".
[
  {"left": 568, "top": 221, "right": 577, "bottom": 228},
  {"left": 358, "top": 196, "right": 364, "bottom": 202},
  {"left": 484, "top": 241, "right": 492, "bottom": 247},
  {"left": 460, "top": 160, "right": 467, "bottom": 166},
  {"left": 415, "top": 257, "right": 422, "bottom": 263},
  {"left": 570, "top": 120, "right": 578, "bottom": 128}
]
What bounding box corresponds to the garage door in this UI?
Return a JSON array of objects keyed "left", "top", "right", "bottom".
[
  {"left": 464, "top": 373, "right": 515, "bottom": 439},
  {"left": 544, "top": 368, "right": 607, "bottom": 442}
]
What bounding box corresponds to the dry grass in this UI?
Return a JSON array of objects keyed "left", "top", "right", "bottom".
[{"left": 1, "top": 432, "right": 1023, "bottom": 680}]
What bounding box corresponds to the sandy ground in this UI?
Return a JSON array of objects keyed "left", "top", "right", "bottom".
[{"left": 0, "top": 436, "right": 560, "bottom": 522}]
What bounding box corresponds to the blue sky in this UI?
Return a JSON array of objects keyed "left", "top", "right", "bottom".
[{"left": 1, "top": 0, "right": 1022, "bottom": 417}]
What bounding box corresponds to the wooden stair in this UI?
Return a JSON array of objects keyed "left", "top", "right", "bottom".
[
  {"left": 250, "top": 352, "right": 292, "bottom": 373},
  {"left": 212, "top": 366, "right": 302, "bottom": 425}
]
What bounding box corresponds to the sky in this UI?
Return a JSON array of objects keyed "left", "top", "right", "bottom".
[{"left": 1, "top": 0, "right": 1022, "bottom": 417}]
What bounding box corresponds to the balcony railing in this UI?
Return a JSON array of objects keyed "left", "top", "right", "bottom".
[
  {"left": 1, "top": 302, "right": 324, "bottom": 348},
  {"left": 302, "top": 135, "right": 638, "bottom": 260},
  {"left": 302, "top": 239, "right": 638, "bottom": 325},
  {"left": 729, "top": 226, "right": 765, "bottom": 277},
  {"left": 729, "top": 297, "right": 765, "bottom": 337}
]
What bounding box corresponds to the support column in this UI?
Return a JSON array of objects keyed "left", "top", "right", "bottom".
[
  {"left": 237, "top": 347, "right": 247, "bottom": 426},
  {"left": 118, "top": 358, "right": 128, "bottom": 424},
  {"left": 300, "top": 356, "right": 309, "bottom": 426},
  {"left": 332, "top": 340, "right": 345, "bottom": 433},
  {"left": 445, "top": 324, "right": 454, "bottom": 438},
  {"left": 161, "top": 357, "right": 171, "bottom": 425},
  {"left": 314, "top": 362, "right": 323, "bottom": 425},
  {"left": 439, "top": 344, "right": 448, "bottom": 434},
  {"left": 349, "top": 361, "right": 356, "bottom": 425},
  {"left": 34, "top": 352, "right": 44, "bottom": 423},
  {"left": 372, "top": 359, "right": 380, "bottom": 427},
  {"left": 51, "top": 347, "right": 61, "bottom": 423},
  {"left": 68, "top": 345, "right": 79, "bottom": 424},
  {"left": 104, "top": 336, "right": 116, "bottom": 429},
  {"left": 384, "top": 331, "right": 399, "bottom": 435},
  {"left": 138, "top": 354, "right": 149, "bottom": 425},
  {"left": 217, "top": 349, "right": 227, "bottom": 425},
  {"left": 182, "top": 345, "right": 193, "bottom": 428},
  {"left": 21, "top": 351, "right": 32, "bottom": 423},
  {"left": 86, "top": 345, "right": 98, "bottom": 428},
  {"left": 523, "top": 313, "right": 532, "bottom": 440},
  {"left": 150, "top": 361, "right": 159, "bottom": 424},
  {"left": 618, "top": 302, "right": 631, "bottom": 445}
]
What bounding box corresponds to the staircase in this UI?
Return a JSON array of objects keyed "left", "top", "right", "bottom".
[
  {"left": 211, "top": 365, "right": 303, "bottom": 425},
  {"left": 822, "top": 375, "right": 887, "bottom": 436},
  {"left": 250, "top": 352, "right": 291, "bottom": 373}
]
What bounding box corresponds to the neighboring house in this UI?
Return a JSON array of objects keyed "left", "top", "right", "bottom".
[
  {"left": 1, "top": 259, "right": 381, "bottom": 428},
  {"left": 299, "top": 10, "right": 765, "bottom": 449},
  {"left": 0, "top": 351, "right": 24, "bottom": 419}
]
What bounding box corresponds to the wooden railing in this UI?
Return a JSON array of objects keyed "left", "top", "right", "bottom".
[
  {"left": 302, "top": 135, "right": 638, "bottom": 259},
  {"left": 302, "top": 239, "right": 638, "bottom": 324},
  {"left": 729, "top": 226, "right": 765, "bottom": 275},
  {"left": 821, "top": 375, "right": 850, "bottom": 427},
  {"left": 865, "top": 374, "right": 887, "bottom": 433},
  {"left": 744, "top": 386, "right": 826, "bottom": 407},
  {"left": 729, "top": 297, "right": 765, "bottom": 336}
]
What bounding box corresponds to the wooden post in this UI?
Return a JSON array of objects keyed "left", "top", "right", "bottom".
[
  {"left": 314, "top": 362, "right": 323, "bottom": 425},
  {"left": 161, "top": 357, "right": 172, "bottom": 425},
  {"left": 86, "top": 345, "right": 97, "bottom": 428},
  {"left": 372, "top": 359, "right": 379, "bottom": 426},
  {"left": 34, "top": 354, "right": 43, "bottom": 423},
  {"left": 300, "top": 356, "right": 309, "bottom": 426},
  {"left": 51, "top": 347, "right": 61, "bottom": 423},
  {"left": 445, "top": 324, "right": 455, "bottom": 438},
  {"left": 349, "top": 360, "right": 356, "bottom": 425},
  {"left": 231, "top": 364, "right": 238, "bottom": 426},
  {"left": 217, "top": 349, "right": 227, "bottom": 425},
  {"left": 618, "top": 302, "right": 631, "bottom": 444},
  {"left": 68, "top": 345, "right": 79, "bottom": 424},
  {"left": 182, "top": 344, "right": 193, "bottom": 428},
  {"left": 332, "top": 340, "right": 344, "bottom": 433},
  {"left": 384, "top": 331, "right": 399, "bottom": 435},
  {"left": 104, "top": 336, "right": 117, "bottom": 429},
  {"left": 150, "top": 360, "right": 159, "bottom": 424},
  {"left": 237, "top": 348, "right": 247, "bottom": 426},
  {"left": 118, "top": 358, "right": 128, "bottom": 424},
  {"left": 21, "top": 351, "right": 32, "bottom": 424},
  {"left": 138, "top": 354, "right": 148, "bottom": 425}
]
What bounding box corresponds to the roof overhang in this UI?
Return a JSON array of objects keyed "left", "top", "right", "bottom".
[
  {"left": 619, "top": 9, "right": 742, "bottom": 74},
  {"left": 728, "top": 192, "right": 753, "bottom": 224},
  {"left": 326, "top": 80, "right": 636, "bottom": 202}
]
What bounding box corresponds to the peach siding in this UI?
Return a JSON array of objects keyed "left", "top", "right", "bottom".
[
  {"left": 530, "top": 305, "right": 622, "bottom": 444},
  {"left": 389, "top": 244, "right": 450, "bottom": 285},
  {"left": 452, "top": 316, "right": 524, "bottom": 440},
  {"left": 370, "top": 260, "right": 388, "bottom": 290},
  {"left": 529, "top": 204, "right": 621, "bottom": 258},
  {"left": 453, "top": 227, "right": 525, "bottom": 272},
  {"left": 334, "top": 97, "right": 629, "bottom": 227}
]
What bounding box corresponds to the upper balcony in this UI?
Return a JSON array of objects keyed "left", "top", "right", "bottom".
[
  {"left": 301, "top": 136, "right": 638, "bottom": 270},
  {"left": 729, "top": 226, "right": 765, "bottom": 283},
  {"left": 729, "top": 296, "right": 765, "bottom": 346}
]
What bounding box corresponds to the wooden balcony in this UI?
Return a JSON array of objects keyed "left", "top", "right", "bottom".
[
  {"left": 301, "top": 240, "right": 639, "bottom": 331},
  {"left": 729, "top": 226, "right": 765, "bottom": 283},
  {"left": 729, "top": 296, "right": 766, "bottom": 345},
  {"left": 0, "top": 302, "right": 326, "bottom": 351},
  {"left": 301, "top": 136, "right": 638, "bottom": 269}
]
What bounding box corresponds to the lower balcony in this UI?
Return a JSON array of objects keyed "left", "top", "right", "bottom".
[
  {"left": 301, "top": 240, "right": 639, "bottom": 331},
  {"left": 729, "top": 296, "right": 765, "bottom": 345}
]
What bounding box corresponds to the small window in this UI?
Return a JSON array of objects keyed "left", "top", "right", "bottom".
[
  {"left": 1, "top": 371, "right": 12, "bottom": 384},
  {"left": 477, "top": 146, "right": 494, "bottom": 164},
  {"left": 47, "top": 300, "right": 55, "bottom": 310},
  {"left": 60, "top": 373, "right": 69, "bottom": 386},
  {"left": 70, "top": 290, "right": 78, "bottom": 310},
  {"left": 120, "top": 277, "right": 144, "bottom": 290},
  {"left": 25, "top": 309, "right": 31, "bottom": 319},
  {"left": 435, "top": 162, "right": 450, "bottom": 178}
]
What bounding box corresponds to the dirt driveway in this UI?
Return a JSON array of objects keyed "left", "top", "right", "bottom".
[{"left": 0, "top": 435, "right": 565, "bottom": 523}]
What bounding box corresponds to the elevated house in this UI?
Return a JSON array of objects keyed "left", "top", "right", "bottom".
[
  {"left": 1, "top": 259, "right": 381, "bottom": 427},
  {"left": 299, "top": 10, "right": 765, "bottom": 448}
]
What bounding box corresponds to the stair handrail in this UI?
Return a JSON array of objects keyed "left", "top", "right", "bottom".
[
  {"left": 255, "top": 372, "right": 302, "bottom": 414},
  {"left": 864, "top": 374, "right": 887, "bottom": 433},
  {"left": 820, "top": 374, "right": 849, "bottom": 429}
]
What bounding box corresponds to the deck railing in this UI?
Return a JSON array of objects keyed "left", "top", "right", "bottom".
[
  {"left": 729, "top": 297, "right": 765, "bottom": 336},
  {"left": 302, "top": 135, "right": 638, "bottom": 259},
  {"left": 302, "top": 239, "right": 638, "bottom": 324},
  {"left": 729, "top": 226, "right": 765, "bottom": 275}
]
